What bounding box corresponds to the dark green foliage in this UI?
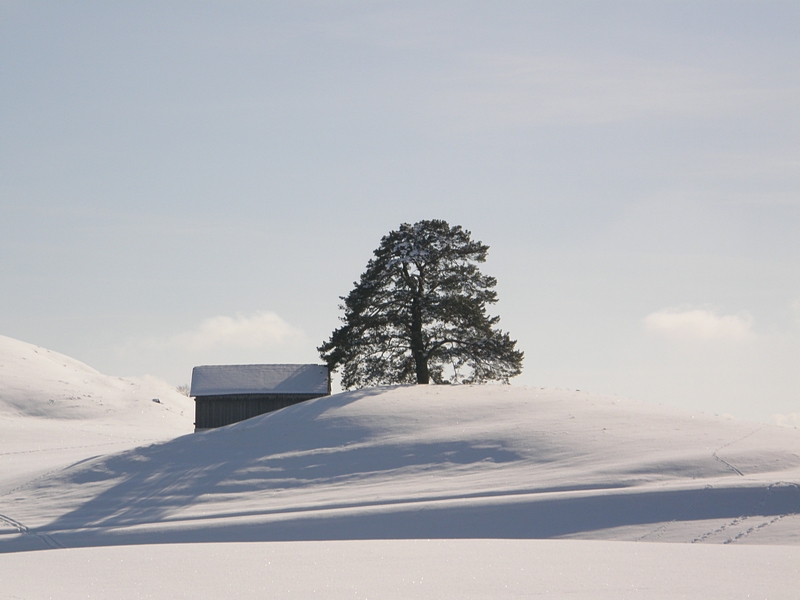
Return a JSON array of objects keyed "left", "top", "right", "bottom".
[{"left": 318, "top": 219, "right": 523, "bottom": 389}]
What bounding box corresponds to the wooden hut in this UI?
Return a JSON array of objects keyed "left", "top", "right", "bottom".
[{"left": 191, "top": 364, "right": 330, "bottom": 431}]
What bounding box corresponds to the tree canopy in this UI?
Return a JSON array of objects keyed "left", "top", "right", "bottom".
[{"left": 318, "top": 219, "right": 523, "bottom": 389}]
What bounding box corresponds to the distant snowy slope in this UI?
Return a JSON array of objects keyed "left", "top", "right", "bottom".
[
  {"left": 2, "top": 385, "right": 798, "bottom": 551},
  {"left": 0, "top": 335, "right": 194, "bottom": 497},
  {"left": 0, "top": 334, "right": 193, "bottom": 423}
]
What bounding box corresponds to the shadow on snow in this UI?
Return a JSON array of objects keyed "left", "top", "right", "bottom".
[{"left": 1, "top": 387, "right": 798, "bottom": 552}]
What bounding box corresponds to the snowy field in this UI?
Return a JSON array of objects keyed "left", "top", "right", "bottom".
[{"left": 1, "top": 334, "right": 799, "bottom": 598}]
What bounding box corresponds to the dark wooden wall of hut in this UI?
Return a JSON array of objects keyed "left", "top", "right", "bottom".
[{"left": 194, "top": 393, "right": 327, "bottom": 430}]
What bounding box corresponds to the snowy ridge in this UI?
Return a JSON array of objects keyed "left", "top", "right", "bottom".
[{"left": 0, "top": 334, "right": 194, "bottom": 422}]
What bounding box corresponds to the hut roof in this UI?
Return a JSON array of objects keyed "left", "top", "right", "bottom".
[{"left": 190, "top": 364, "right": 329, "bottom": 396}]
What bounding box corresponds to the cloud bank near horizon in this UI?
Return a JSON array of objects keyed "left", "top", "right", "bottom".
[
  {"left": 153, "top": 312, "right": 307, "bottom": 352},
  {"left": 116, "top": 312, "right": 315, "bottom": 383},
  {"left": 644, "top": 308, "right": 755, "bottom": 342}
]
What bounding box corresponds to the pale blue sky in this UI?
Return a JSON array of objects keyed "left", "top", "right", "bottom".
[{"left": 2, "top": 1, "right": 798, "bottom": 423}]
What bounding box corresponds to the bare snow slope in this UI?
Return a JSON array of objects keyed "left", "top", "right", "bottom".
[
  {"left": 1, "top": 384, "right": 798, "bottom": 552},
  {"left": 0, "top": 335, "right": 194, "bottom": 498}
]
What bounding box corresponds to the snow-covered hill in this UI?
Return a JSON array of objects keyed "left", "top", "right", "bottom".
[
  {"left": 2, "top": 384, "right": 799, "bottom": 552},
  {"left": 0, "top": 335, "right": 194, "bottom": 497},
  {"left": 2, "top": 337, "right": 800, "bottom": 597},
  {"left": 0, "top": 334, "right": 192, "bottom": 422}
]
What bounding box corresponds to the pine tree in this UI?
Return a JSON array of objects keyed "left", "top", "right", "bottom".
[{"left": 318, "top": 219, "right": 523, "bottom": 389}]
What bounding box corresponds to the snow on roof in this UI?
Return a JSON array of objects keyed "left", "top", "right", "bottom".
[{"left": 190, "top": 364, "right": 329, "bottom": 396}]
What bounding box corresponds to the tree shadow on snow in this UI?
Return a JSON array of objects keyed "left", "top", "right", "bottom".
[{"left": 4, "top": 387, "right": 528, "bottom": 546}]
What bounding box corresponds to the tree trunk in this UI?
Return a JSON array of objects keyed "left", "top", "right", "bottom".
[
  {"left": 414, "top": 350, "right": 430, "bottom": 384},
  {"left": 410, "top": 298, "right": 429, "bottom": 384}
]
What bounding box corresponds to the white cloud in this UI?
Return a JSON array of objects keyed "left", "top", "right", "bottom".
[
  {"left": 140, "top": 312, "right": 307, "bottom": 352},
  {"left": 113, "top": 312, "right": 313, "bottom": 383},
  {"left": 127, "top": 311, "right": 306, "bottom": 352},
  {"left": 644, "top": 308, "right": 754, "bottom": 342}
]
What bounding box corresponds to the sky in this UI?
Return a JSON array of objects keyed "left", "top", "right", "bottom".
[{"left": 1, "top": 1, "right": 798, "bottom": 424}]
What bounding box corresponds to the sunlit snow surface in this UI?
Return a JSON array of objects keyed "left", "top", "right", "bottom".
[
  {"left": 0, "top": 335, "right": 195, "bottom": 495},
  {"left": 1, "top": 334, "right": 799, "bottom": 598},
  {"left": 3, "top": 539, "right": 800, "bottom": 599}
]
